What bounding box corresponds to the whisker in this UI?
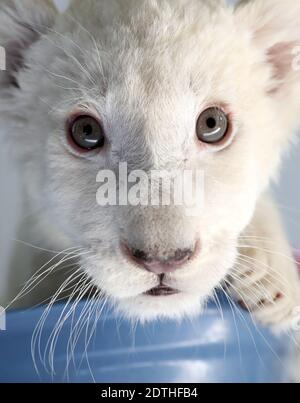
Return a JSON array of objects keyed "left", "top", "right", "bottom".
[
  {"left": 10, "top": 238, "right": 67, "bottom": 254},
  {"left": 45, "top": 274, "right": 92, "bottom": 374},
  {"left": 31, "top": 268, "right": 87, "bottom": 374},
  {"left": 6, "top": 247, "right": 86, "bottom": 309},
  {"left": 236, "top": 253, "right": 292, "bottom": 291},
  {"left": 237, "top": 244, "right": 297, "bottom": 266}
]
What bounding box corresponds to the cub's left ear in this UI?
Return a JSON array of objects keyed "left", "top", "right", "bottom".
[
  {"left": 235, "top": 0, "right": 300, "bottom": 96},
  {"left": 0, "top": 0, "right": 57, "bottom": 88}
]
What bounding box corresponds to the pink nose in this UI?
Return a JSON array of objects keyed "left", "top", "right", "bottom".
[{"left": 122, "top": 243, "right": 199, "bottom": 274}]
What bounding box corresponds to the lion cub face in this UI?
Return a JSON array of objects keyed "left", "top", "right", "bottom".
[{"left": 1, "top": 0, "right": 299, "bottom": 320}]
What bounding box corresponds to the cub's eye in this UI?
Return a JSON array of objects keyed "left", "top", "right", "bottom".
[
  {"left": 196, "top": 107, "right": 229, "bottom": 144},
  {"left": 69, "top": 115, "right": 105, "bottom": 151}
]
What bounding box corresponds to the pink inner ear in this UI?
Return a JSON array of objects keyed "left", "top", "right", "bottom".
[{"left": 267, "top": 41, "right": 298, "bottom": 93}]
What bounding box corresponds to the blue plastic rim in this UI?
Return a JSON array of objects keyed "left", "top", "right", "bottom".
[{"left": 0, "top": 296, "right": 289, "bottom": 383}]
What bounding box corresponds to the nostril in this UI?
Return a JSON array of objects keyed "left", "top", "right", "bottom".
[
  {"left": 132, "top": 249, "right": 152, "bottom": 263},
  {"left": 173, "top": 248, "right": 194, "bottom": 262}
]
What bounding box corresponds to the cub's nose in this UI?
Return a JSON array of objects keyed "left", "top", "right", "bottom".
[{"left": 122, "top": 242, "right": 199, "bottom": 274}]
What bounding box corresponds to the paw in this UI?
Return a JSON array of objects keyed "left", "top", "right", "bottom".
[{"left": 227, "top": 246, "right": 300, "bottom": 331}]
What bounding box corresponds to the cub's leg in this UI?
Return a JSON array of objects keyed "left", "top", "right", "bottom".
[{"left": 228, "top": 194, "right": 300, "bottom": 330}]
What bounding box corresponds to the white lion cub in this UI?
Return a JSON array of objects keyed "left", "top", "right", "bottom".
[{"left": 0, "top": 0, "right": 300, "bottom": 334}]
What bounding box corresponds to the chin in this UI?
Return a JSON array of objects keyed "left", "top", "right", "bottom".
[{"left": 114, "top": 293, "right": 205, "bottom": 323}]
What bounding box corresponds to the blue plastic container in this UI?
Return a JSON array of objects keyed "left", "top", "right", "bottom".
[{"left": 0, "top": 296, "right": 289, "bottom": 383}]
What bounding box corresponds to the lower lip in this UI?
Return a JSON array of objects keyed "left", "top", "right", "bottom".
[{"left": 145, "top": 286, "right": 180, "bottom": 297}]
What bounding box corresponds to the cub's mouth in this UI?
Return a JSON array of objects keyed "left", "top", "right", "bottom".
[{"left": 145, "top": 285, "right": 180, "bottom": 297}]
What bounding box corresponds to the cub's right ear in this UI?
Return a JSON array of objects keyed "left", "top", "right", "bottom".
[{"left": 0, "top": 0, "right": 57, "bottom": 88}]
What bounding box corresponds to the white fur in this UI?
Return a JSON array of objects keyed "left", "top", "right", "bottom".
[{"left": 0, "top": 0, "right": 300, "bottom": 339}]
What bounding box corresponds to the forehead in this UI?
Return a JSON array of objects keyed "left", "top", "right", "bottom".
[
  {"left": 47, "top": 0, "right": 253, "bottom": 120},
  {"left": 75, "top": 11, "right": 237, "bottom": 77}
]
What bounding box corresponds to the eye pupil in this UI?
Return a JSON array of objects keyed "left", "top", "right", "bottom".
[
  {"left": 83, "top": 124, "right": 93, "bottom": 136},
  {"left": 206, "top": 117, "right": 217, "bottom": 129}
]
